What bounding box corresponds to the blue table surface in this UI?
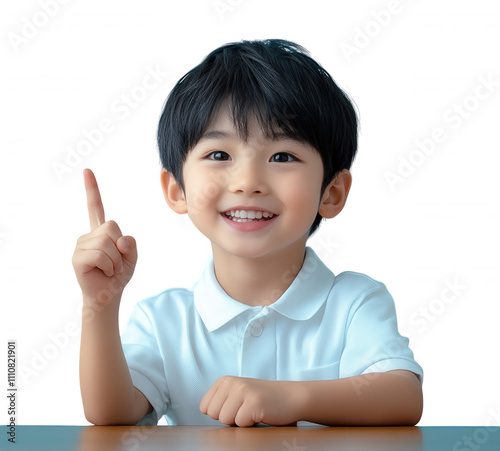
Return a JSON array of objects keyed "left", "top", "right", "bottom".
[{"left": 2, "top": 425, "right": 500, "bottom": 451}]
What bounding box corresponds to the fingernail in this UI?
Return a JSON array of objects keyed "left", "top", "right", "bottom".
[{"left": 119, "top": 263, "right": 123, "bottom": 273}]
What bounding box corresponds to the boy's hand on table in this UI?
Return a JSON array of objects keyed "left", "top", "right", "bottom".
[
  {"left": 199, "top": 376, "right": 303, "bottom": 427},
  {"left": 72, "top": 168, "right": 138, "bottom": 305}
]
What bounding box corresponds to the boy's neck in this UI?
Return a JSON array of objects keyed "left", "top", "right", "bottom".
[{"left": 211, "top": 240, "right": 308, "bottom": 307}]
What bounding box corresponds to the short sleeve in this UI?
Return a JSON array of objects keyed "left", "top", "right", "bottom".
[
  {"left": 339, "top": 280, "right": 423, "bottom": 382},
  {"left": 121, "top": 302, "right": 170, "bottom": 424}
]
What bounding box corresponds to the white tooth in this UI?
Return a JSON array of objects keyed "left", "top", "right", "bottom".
[
  {"left": 239, "top": 210, "right": 247, "bottom": 219},
  {"left": 255, "top": 211, "right": 262, "bottom": 219},
  {"left": 235, "top": 210, "right": 240, "bottom": 218},
  {"left": 247, "top": 211, "right": 256, "bottom": 219},
  {"left": 268, "top": 213, "right": 274, "bottom": 218},
  {"left": 231, "top": 210, "right": 235, "bottom": 217},
  {"left": 263, "top": 212, "right": 269, "bottom": 218}
]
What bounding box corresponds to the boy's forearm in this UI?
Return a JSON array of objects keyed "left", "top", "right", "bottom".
[
  {"left": 79, "top": 297, "right": 147, "bottom": 425},
  {"left": 291, "top": 370, "right": 422, "bottom": 426}
]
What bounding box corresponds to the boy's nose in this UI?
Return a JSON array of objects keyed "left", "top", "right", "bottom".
[{"left": 227, "top": 159, "right": 269, "bottom": 195}]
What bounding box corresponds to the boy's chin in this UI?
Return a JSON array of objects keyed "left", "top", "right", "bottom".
[
  {"left": 211, "top": 240, "right": 274, "bottom": 259},
  {"left": 211, "top": 239, "right": 306, "bottom": 261}
]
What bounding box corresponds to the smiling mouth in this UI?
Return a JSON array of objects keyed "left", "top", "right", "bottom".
[{"left": 221, "top": 210, "right": 277, "bottom": 223}]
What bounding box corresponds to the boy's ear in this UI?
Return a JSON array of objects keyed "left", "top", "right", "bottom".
[
  {"left": 318, "top": 169, "right": 352, "bottom": 219},
  {"left": 160, "top": 169, "right": 188, "bottom": 214}
]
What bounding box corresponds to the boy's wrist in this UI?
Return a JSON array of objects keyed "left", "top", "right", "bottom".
[
  {"left": 288, "top": 380, "right": 313, "bottom": 423},
  {"left": 82, "top": 295, "right": 121, "bottom": 323},
  {"left": 269, "top": 380, "right": 312, "bottom": 424}
]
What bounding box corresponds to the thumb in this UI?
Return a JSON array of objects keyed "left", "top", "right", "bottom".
[{"left": 117, "top": 235, "right": 138, "bottom": 265}]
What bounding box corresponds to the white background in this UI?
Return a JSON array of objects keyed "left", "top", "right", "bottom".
[{"left": 1, "top": 0, "right": 499, "bottom": 427}]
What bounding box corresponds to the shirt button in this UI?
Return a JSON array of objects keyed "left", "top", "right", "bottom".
[{"left": 250, "top": 323, "right": 263, "bottom": 337}]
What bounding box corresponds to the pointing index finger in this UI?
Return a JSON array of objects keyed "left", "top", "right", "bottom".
[{"left": 83, "top": 168, "right": 105, "bottom": 230}]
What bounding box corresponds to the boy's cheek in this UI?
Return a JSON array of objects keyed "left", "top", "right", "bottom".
[
  {"left": 185, "top": 185, "right": 219, "bottom": 215},
  {"left": 184, "top": 172, "right": 225, "bottom": 212},
  {"left": 285, "top": 185, "right": 321, "bottom": 218}
]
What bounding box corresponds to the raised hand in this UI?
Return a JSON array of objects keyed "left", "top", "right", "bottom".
[{"left": 72, "top": 168, "right": 138, "bottom": 305}]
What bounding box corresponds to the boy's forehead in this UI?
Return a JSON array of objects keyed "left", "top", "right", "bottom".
[
  {"left": 202, "top": 106, "right": 238, "bottom": 136},
  {"left": 200, "top": 106, "right": 298, "bottom": 146}
]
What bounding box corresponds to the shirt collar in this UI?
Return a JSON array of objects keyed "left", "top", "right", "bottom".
[{"left": 193, "top": 246, "right": 335, "bottom": 332}]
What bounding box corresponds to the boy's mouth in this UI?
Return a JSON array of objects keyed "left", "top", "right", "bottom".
[{"left": 221, "top": 209, "right": 277, "bottom": 223}]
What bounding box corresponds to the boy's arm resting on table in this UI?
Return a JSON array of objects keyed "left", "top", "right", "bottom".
[
  {"left": 297, "top": 370, "right": 422, "bottom": 426},
  {"left": 80, "top": 299, "right": 153, "bottom": 426},
  {"left": 200, "top": 370, "right": 422, "bottom": 427}
]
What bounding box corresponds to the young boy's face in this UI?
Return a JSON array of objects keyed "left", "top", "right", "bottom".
[{"left": 163, "top": 106, "right": 331, "bottom": 260}]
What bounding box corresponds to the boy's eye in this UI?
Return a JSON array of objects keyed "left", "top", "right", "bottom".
[
  {"left": 270, "top": 152, "right": 297, "bottom": 163},
  {"left": 207, "top": 151, "right": 231, "bottom": 161}
]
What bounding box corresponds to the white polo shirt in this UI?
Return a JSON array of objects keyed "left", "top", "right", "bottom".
[{"left": 121, "top": 246, "right": 423, "bottom": 425}]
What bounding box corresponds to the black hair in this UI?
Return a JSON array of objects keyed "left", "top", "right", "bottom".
[{"left": 157, "top": 39, "right": 358, "bottom": 236}]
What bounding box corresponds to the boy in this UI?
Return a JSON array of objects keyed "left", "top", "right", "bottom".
[{"left": 73, "top": 39, "right": 423, "bottom": 427}]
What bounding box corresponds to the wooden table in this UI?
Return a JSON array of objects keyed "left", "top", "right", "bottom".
[{"left": 3, "top": 425, "right": 500, "bottom": 450}]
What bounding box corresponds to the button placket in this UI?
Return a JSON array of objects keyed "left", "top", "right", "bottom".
[{"left": 239, "top": 308, "right": 277, "bottom": 379}]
